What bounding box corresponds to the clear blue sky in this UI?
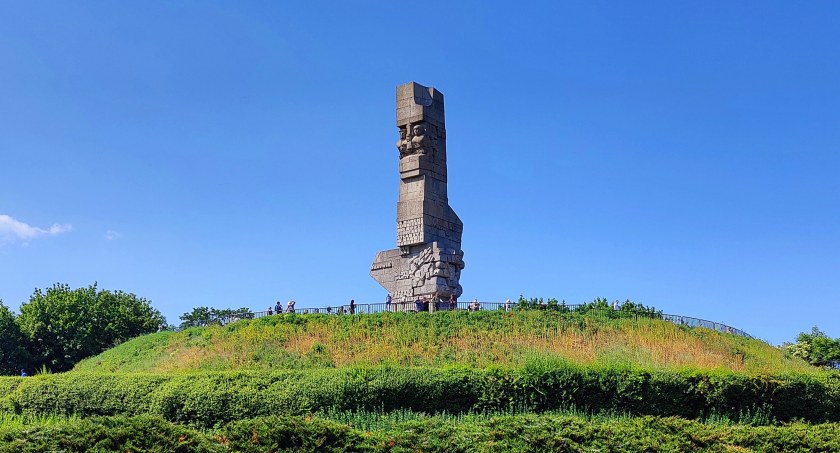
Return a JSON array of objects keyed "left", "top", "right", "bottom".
[{"left": 1, "top": 1, "right": 838, "bottom": 345}]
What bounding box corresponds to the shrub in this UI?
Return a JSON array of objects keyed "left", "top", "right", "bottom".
[{"left": 2, "top": 366, "right": 839, "bottom": 427}]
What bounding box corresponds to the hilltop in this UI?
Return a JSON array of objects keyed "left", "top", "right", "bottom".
[
  {"left": 74, "top": 310, "right": 812, "bottom": 374},
  {"left": 5, "top": 309, "right": 839, "bottom": 451}
]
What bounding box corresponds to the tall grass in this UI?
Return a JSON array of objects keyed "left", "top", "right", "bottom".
[
  {"left": 315, "top": 406, "right": 639, "bottom": 432},
  {"left": 74, "top": 310, "right": 814, "bottom": 375},
  {"left": 0, "top": 413, "right": 79, "bottom": 430}
]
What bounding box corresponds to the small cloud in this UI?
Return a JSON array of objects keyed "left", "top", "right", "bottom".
[
  {"left": 105, "top": 230, "right": 121, "bottom": 241},
  {"left": 0, "top": 214, "right": 72, "bottom": 243}
]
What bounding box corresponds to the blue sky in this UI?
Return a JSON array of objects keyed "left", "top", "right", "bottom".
[{"left": 1, "top": 1, "right": 838, "bottom": 345}]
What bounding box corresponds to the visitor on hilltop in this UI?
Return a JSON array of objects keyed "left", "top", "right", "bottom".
[
  {"left": 449, "top": 294, "right": 456, "bottom": 311},
  {"left": 287, "top": 300, "right": 296, "bottom": 313},
  {"left": 349, "top": 299, "right": 356, "bottom": 314},
  {"left": 385, "top": 293, "right": 392, "bottom": 312},
  {"left": 267, "top": 306, "right": 273, "bottom": 316},
  {"left": 469, "top": 299, "right": 480, "bottom": 312},
  {"left": 20, "top": 369, "right": 27, "bottom": 377},
  {"left": 326, "top": 306, "right": 332, "bottom": 314},
  {"left": 415, "top": 296, "right": 423, "bottom": 313},
  {"left": 613, "top": 300, "right": 620, "bottom": 311},
  {"left": 505, "top": 298, "right": 512, "bottom": 312},
  {"left": 275, "top": 301, "right": 282, "bottom": 314}
]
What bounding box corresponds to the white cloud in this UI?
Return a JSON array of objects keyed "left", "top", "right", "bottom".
[
  {"left": 105, "top": 230, "right": 121, "bottom": 241},
  {"left": 0, "top": 214, "right": 72, "bottom": 243}
]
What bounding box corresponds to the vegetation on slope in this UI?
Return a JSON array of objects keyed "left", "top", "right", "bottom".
[
  {"left": 2, "top": 413, "right": 839, "bottom": 452},
  {"left": 4, "top": 310, "right": 839, "bottom": 451},
  {"left": 74, "top": 310, "right": 811, "bottom": 374},
  {"left": 1, "top": 283, "right": 165, "bottom": 374},
  {"left": 3, "top": 365, "right": 840, "bottom": 426}
]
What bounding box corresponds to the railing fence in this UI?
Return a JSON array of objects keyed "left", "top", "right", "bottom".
[{"left": 197, "top": 301, "right": 752, "bottom": 339}]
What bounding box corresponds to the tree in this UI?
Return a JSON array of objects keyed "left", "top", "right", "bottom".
[
  {"left": 16, "top": 283, "right": 166, "bottom": 372},
  {"left": 179, "top": 306, "right": 253, "bottom": 328},
  {"left": 0, "top": 301, "right": 31, "bottom": 375},
  {"left": 782, "top": 326, "right": 840, "bottom": 370}
]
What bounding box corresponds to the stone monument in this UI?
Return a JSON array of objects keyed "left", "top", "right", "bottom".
[{"left": 370, "top": 82, "right": 465, "bottom": 303}]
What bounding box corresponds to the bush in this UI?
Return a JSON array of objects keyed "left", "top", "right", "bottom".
[
  {"left": 0, "top": 303, "right": 30, "bottom": 376},
  {"left": 2, "top": 366, "right": 839, "bottom": 427},
  {"left": 3, "top": 414, "right": 839, "bottom": 452},
  {"left": 16, "top": 283, "right": 165, "bottom": 372},
  {"left": 0, "top": 415, "right": 219, "bottom": 452}
]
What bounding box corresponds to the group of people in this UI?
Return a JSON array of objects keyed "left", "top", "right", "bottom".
[
  {"left": 262, "top": 295, "right": 514, "bottom": 316},
  {"left": 267, "top": 300, "right": 296, "bottom": 315},
  {"left": 383, "top": 294, "right": 512, "bottom": 313},
  {"left": 265, "top": 299, "right": 360, "bottom": 316}
]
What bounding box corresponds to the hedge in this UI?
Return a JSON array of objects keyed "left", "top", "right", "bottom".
[
  {"left": 3, "top": 414, "right": 840, "bottom": 452},
  {"left": 1, "top": 366, "right": 838, "bottom": 428}
]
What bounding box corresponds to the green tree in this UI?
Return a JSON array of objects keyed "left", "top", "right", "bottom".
[
  {"left": 0, "top": 301, "right": 31, "bottom": 375},
  {"left": 783, "top": 326, "right": 840, "bottom": 370},
  {"left": 16, "top": 283, "right": 166, "bottom": 372},
  {"left": 179, "top": 306, "right": 253, "bottom": 328}
]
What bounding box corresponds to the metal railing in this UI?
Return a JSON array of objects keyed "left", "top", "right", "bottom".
[{"left": 208, "top": 301, "right": 752, "bottom": 339}]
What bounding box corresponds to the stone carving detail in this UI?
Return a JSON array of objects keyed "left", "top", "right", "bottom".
[
  {"left": 397, "top": 122, "right": 440, "bottom": 158},
  {"left": 371, "top": 82, "right": 465, "bottom": 302}
]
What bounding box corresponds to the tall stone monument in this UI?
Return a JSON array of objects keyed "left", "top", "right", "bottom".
[{"left": 370, "top": 82, "right": 465, "bottom": 303}]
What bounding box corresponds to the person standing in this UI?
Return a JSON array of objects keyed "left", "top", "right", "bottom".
[
  {"left": 274, "top": 300, "right": 282, "bottom": 315},
  {"left": 505, "top": 298, "right": 512, "bottom": 312},
  {"left": 287, "top": 300, "right": 296, "bottom": 313},
  {"left": 349, "top": 299, "right": 356, "bottom": 314},
  {"left": 415, "top": 296, "right": 423, "bottom": 313},
  {"left": 267, "top": 306, "right": 273, "bottom": 316},
  {"left": 385, "top": 293, "right": 392, "bottom": 312},
  {"left": 449, "top": 294, "right": 456, "bottom": 311}
]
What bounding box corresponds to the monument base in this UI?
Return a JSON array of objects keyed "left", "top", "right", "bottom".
[{"left": 370, "top": 242, "right": 464, "bottom": 303}]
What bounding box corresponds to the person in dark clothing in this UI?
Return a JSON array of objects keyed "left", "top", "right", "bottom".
[
  {"left": 349, "top": 299, "right": 356, "bottom": 314},
  {"left": 415, "top": 297, "right": 423, "bottom": 312}
]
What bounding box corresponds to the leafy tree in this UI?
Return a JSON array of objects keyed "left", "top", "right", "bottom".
[
  {"left": 515, "top": 296, "right": 662, "bottom": 319},
  {"left": 782, "top": 326, "right": 840, "bottom": 370},
  {"left": 179, "top": 306, "right": 253, "bottom": 328},
  {"left": 16, "top": 283, "right": 166, "bottom": 372},
  {"left": 0, "top": 301, "right": 31, "bottom": 375}
]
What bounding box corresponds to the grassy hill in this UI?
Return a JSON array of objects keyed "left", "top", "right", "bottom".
[
  {"left": 74, "top": 310, "right": 812, "bottom": 374},
  {"left": 5, "top": 309, "right": 838, "bottom": 451}
]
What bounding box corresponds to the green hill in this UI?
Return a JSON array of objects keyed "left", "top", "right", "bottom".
[
  {"left": 4, "top": 310, "right": 840, "bottom": 451},
  {"left": 74, "top": 310, "right": 811, "bottom": 374}
]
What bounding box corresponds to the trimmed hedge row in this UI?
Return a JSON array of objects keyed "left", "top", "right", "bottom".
[
  {"left": 3, "top": 414, "right": 840, "bottom": 452},
  {"left": 1, "top": 367, "right": 839, "bottom": 428}
]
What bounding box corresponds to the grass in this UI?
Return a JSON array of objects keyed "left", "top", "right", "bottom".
[
  {"left": 10, "top": 310, "right": 834, "bottom": 451},
  {"left": 0, "top": 413, "right": 79, "bottom": 430},
  {"left": 74, "top": 310, "right": 814, "bottom": 375}
]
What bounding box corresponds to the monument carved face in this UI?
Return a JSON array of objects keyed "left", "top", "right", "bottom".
[
  {"left": 408, "top": 123, "right": 428, "bottom": 152},
  {"left": 396, "top": 127, "right": 408, "bottom": 155}
]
